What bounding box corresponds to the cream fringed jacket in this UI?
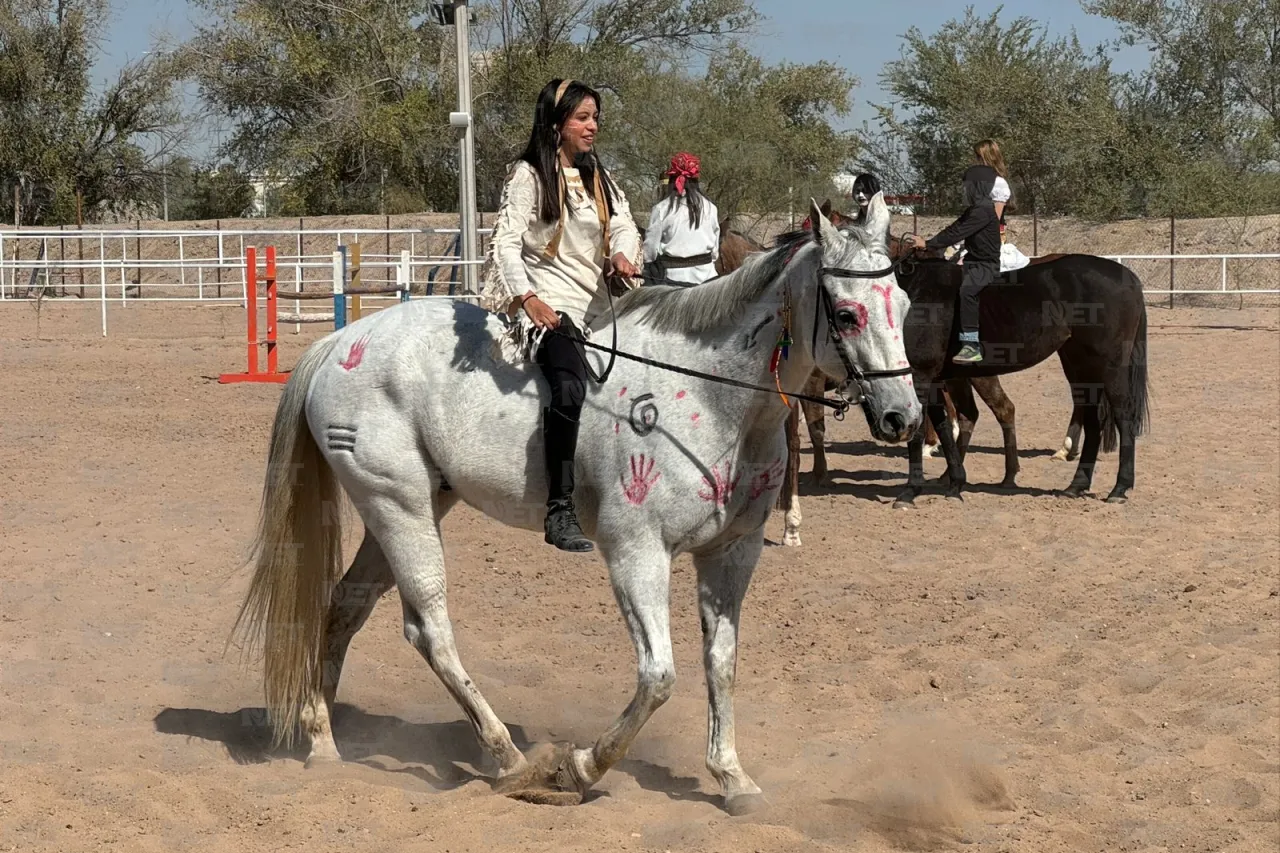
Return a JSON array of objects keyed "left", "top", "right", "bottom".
[{"left": 479, "top": 160, "right": 642, "bottom": 364}]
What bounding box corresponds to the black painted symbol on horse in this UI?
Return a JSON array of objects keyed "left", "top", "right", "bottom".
[
  {"left": 629, "top": 394, "right": 660, "bottom": 437},
  {"left": 327, "top": 424, "right": 357, "bottom": 452}
]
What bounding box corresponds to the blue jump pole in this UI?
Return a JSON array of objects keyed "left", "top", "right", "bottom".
[{"left": 333, "top": 245, "right": 348, "bottom": 330}]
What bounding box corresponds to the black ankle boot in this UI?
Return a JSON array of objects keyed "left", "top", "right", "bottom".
[{"left": 542, "top": 408, "right": 594, "bottom": 553}]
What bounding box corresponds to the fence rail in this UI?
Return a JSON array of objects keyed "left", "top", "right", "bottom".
[
  {"left": 0, "top": 228, "right": 1275, "bottom": 337},
  {"left": 0, "top": 226, "right": 495, "bottom": 303}
]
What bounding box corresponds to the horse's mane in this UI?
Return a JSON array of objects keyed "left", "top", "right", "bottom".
[{"left": 615, "top": 237, "right": 807, "bottom": 334}]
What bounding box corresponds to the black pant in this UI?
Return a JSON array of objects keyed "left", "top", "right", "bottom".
[
  {"left": 535, "top": 314, "right": 587, "bottom": 506},
  {"left": 959, "top": 260, "right": 998, "bottom": 336}
]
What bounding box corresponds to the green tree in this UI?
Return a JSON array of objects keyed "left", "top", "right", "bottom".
[
  {"left": 0, "top": 0, "right": 185, "bottom": 225},
  {"left": 874, "top": 7, "right": 1130, "bottom": 218},
  {"left": 472, "top": 0, "right": 854, "bottom": 219},
  {"left": 1084, "top": 0, "right": 1278, "bottom": 160},
  {"left": 184, "top": 0, "right": 458, "bottom": 215}
]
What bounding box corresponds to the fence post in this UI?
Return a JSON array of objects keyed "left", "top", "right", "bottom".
[
  {"left": 349, "top": 240, "right": 362, "bottom": 321},
  {"left": 265, "top": 246, "right": 278, "bottom": 375},
  {"left": 216, "top": 221, "right": 223, "bottom": 299},
  {"left": 1032, "top": 200, "right": 1038, "bottom": 256},
  {"left": 332, "top": 248, "right": 347, "bottom": 331},
  {"left": 1168, "top": 213, "right": 1175, "bottom": 310},
  {"left": 245, "top": 246, "right": 259, "bottom": 375},
  {"left": 399, "top": 250, "right": 411, "bottom": 303}
]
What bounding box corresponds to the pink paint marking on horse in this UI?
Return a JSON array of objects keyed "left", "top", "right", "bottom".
[
  {"left": 832, "top": 299, "right": 868, "bottom": 337},
  {"left": 676, "top": 390, "right": 687, "bottom": 400},
  {"left": 698, "top": 461, "right": 741, "bottom": 506},
  {"left": 621, "top": 454, "right": 662, "bottom": 506},
  {"left": 691, "top": 413, "right": 701, "bottom": 428},
  {"left": 748, "top": 458, "right": 785, "bottom": 500},
  {"left": 872, "top": 283, "right": 895, "bottom": 329},
  {"left": 618, "top": 386, "right": 628, "bottom": 397},
  {"left": 339, "top": 335, "right": 371, "bottom": 371}
]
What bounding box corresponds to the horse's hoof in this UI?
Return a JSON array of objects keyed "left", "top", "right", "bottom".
[
  {"left": 1051, "top": 450, "right": 1069, "bottom": 462},
  {"left": 725, "top": 792, "right": 768, "bottom": 817},
  {"left": 892, "top": 497, "right": 917, "bottom": 510},
  {"left": 998, "top": 478, "right": 1018, "bottom": 490},
  {"left": 494, "top": 742, "right": 585, "bottom": 805},
  {"left": 782, "top": 532, "right": 802, "bottom": 547},
  {"left": 504, "top": 789, "right": 584, "bottom": 806},
  {"left": 1057, "top": 487, "right": 1091, "bottom": 499},
  {"left": 945, "top": 492, "right": 964, "bottom": 503},
  {"left": 303, "top": 748, "right": 342, "bottom": 769},
  {"left": 1105, "top": 493, "right": 1129, "bottom": 504}
]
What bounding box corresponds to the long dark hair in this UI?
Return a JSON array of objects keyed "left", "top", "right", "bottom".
[
  {"left": 660, "top": 177, "right": 706, "bottom": 229},
  {"left": 519, "top": 78, "right": 618, "bottom": 223}
]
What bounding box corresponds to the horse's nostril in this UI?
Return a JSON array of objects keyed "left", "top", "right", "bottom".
[{"left": 882, "top": 411, "right": 907, "bottom": 435}]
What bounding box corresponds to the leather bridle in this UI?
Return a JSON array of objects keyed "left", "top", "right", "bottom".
[{"left": 812, "top": 262, "right": 915, "bottom": 410}]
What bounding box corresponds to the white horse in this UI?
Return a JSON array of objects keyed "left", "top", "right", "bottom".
[{"left": 230, "top": 198, "right": 920, "bottom": 815}]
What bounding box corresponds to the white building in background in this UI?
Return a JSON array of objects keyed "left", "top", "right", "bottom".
[{"left": 247, "top": 172, "right": 290, "bottom": 218}]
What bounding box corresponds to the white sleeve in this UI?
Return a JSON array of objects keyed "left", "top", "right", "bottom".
[
  {"left": 642, "top": 200, "right": 668, "bottom": 263},
  {"left": 490, "top": 162, "right": 537, "bottom": 299},
  {"left": 606, "top": 178, "right": 642, "bottom": 266},
  {"left": 991, "top": 176, "right": 1011, "bottom": 203}
]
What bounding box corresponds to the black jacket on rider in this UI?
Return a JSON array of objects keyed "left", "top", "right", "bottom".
[{"left": 924, "top": 165, "right": 1001, "bottom": 264}]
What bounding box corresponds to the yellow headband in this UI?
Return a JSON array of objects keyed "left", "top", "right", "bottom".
[{"left": 554, "top": 79, "right": 573, "bottom": 106}]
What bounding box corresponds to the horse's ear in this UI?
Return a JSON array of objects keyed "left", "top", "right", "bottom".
[
  {"left": 862, "top": 191, "right": 892, "bottom": 250},
  {"left": 820, "top": 199, "right": 833, "bottom": 218},
  {"left": 808, "top": 198, "right": 840, "bottom": 247}
]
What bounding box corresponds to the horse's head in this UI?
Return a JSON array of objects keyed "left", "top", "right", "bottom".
[{"left": 805, "top": 193, "right": 920, "bottom": 443}]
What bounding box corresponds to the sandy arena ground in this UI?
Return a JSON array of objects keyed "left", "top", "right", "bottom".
[{"left": 1, "top": 301, "right": 1277, "bottom": 853}]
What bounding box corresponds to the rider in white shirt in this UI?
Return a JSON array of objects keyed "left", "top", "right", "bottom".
[{"left": 642, "top": 153, "right": 720, "bottom": 286}]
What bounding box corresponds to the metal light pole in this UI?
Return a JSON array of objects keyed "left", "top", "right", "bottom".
[{"left": 449, "top": 0, "right": 479, "bottom": 295}]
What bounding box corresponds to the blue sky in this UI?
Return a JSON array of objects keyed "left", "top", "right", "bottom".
[{"left": 97, "top": 0, "right": 1150, "bottom": 156}]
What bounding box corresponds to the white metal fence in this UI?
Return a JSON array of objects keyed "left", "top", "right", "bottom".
[
  {"left": 0, "top": 227, "right": 1275, "bottom": 337},
  {"left": 0, "top": 226, "right": 493, "bottom": 299}
]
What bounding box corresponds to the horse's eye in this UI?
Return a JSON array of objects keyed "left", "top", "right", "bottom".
[{"left": 836, "top": 309, "right": 856, "bottom": 328}]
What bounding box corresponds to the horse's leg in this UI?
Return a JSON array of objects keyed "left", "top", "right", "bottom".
[
  {"left": 1102, "top": 370, "right": 1138, "bottom": 504},
  {"left": 924, "top": 385, "right": 966, "bottom": 499},
  {"left": 370, "top": 500, "right": 528, "bottom": 786},
  {"left": 1053, "top": 405, "right": 1085, "bottom": 462},
  {"left": 779, "top": 404, "right": 804, "bottom": 547},
  {"left": 936, "top": 379, "right": 979, "bottom": 486},
  {"left": 973, "top": 376, "right": 1020, "bottom": 488},
  {"left": 562, "top": 544, "right": 675, "bottom": 797},
  {"left": 922, "top": 412, "right": 941, "bottom": 458},
  {"left": 301, "top": 532, "right": 396, "bottom": 766},
  {"left": 800, "top": 371, "right": 828, "bottom": 484},
  {"left": 302, "top": 491, "right": 461, "bottom": 766},
  {"left": 894, "top": 385, "right": 933, "bottom": 509},
  {"left": 1059, "top": 362, "right": 1104, "bottom": 498},
  {"left": 1053, "top": 353, "right": 1085, "bottom": 462},
  {"left": 695, "top": 533, "right": 766, "bottom": 815}
]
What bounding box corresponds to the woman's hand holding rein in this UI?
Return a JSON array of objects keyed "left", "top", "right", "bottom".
[{"left": 517, "top": 291, "right": 561, "bottom": 329}]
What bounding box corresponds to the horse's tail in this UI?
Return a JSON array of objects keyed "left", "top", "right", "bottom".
[
  {"left": 230, "top": 333, "right": 345, "bottom": 749},
  {"left": 1099, "top": 283, "right": 1151, "bottom": 454}
]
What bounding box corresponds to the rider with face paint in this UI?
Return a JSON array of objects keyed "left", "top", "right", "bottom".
[
  {"left": 851, "top": 173, "right": 880, "bottom": 222},
  {"left": 481, "top": 78, "right": 643, "bottom": 552}
]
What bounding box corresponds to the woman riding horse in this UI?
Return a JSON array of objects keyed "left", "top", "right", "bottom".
[{"left": 481, "top": 78, "right": 643, "bottom": 552}]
